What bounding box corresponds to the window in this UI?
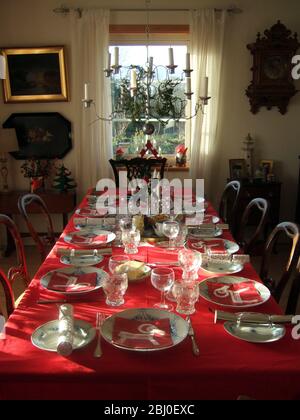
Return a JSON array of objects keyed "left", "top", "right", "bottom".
[{"left": 109, "top": 44, "right": 189, "bottom": 157}]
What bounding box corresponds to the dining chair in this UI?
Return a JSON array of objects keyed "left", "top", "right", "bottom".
[
  {"left": 260, "top": 222, "right": 300, "bottom": 304},
  {"left": 109, "top": 157, "right": 167, "bottom": 188},
  {"left": 219, "top": 180, "right": 241, "bottom": 235},
  {"left": 285, "top": 256, "right": 300, "bottom": 314},
  {"left": 18, "top": 193, "right": 56, "bottom": 262},
  {"left": 0, "top": 214, "right": 30, "bottom": 287},
  {"left": 235, "top": 198, "right": 269, "bottom": 254},
  {"left": 0, "top": 269, "right": 14, "bottom": 318}
]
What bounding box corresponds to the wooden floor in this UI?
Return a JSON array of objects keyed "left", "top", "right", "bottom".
[{"left": 0, "top": 244, "right": 299, "bottom": 317}]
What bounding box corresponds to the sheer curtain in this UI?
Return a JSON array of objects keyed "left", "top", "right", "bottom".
[
  {"left": 190, "top": 9, "right": 226, "bottom": 197},
  {"left": 71, "top": 9, "right": 113, "bottom": 198}
]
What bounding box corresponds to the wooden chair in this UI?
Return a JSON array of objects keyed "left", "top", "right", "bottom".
[
  {"left": 260, "top": 222, "right": 300, "bottom": 304},
  {"left": 0, "top": 214, "right": 30, "bottom": 287},
  {"left": 18, "top": 194, "right": 56, "bottom": 262},
  {"left": 219, "top": 181, "right": 241, "bottom": 234},
  {"left": 236, "top": 198, "right": 269, "bottom": 254},
  {"left": 109, "top": 157, "right": 167, "bottom": 188},
  {"left": 0, "top": 269, "right": 14, "bottom": 318}
]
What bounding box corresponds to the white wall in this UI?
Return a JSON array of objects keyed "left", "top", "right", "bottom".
[{"left": 0, "top": 0, "right": 300, "bottom": 224}]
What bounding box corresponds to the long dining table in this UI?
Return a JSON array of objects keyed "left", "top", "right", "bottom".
[{"left": 1, "top": 191, "right": 300, "bottom": 401}]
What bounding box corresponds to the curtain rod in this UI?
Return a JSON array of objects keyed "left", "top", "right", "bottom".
[{"left": 53, "top": 6, "right": 243, "bottom": 17}]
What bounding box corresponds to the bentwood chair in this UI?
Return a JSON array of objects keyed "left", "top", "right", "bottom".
[
  {"left": 0, "top": 214, "right": 30, "bottom": 287},
  {"left": 18, "top": 194, "right": 56, "bottom": 262},
  {"left": 109, "top": 157, "right": 167, "bottom": 188},
  {"left": 0, "top": 269, "right": 14, "bottom": 318},
  {"left": 236, "top": 198, "right": 269, "bottom": 254},
  {"left": 286, "top": 257, "right": 300, "bottom": 314},
  {"left": 260, "top": 222, "right": 300, "bottom": 306},
  {"left": 219, "top": 180, "right": 241, "bottom": 235}
]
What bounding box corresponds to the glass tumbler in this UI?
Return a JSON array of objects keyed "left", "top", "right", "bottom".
[
  {"left": 122, "top": 229, "right": 141, "bottom": 254},
  {"left": 103, "top": 273, "right": 128, "bottom": 307},
  {"left": 173, "top": 281, "right": 200, "bottom": 315}
]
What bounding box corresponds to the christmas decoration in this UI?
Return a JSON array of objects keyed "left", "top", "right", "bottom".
[
  {"left": 175, "top": 144, "right": 188, "bottom": 167},
  {"left": 116, "top": 146, "right": 125, "bottom": 161},
  {"left": 242, "top": 134, "right": 255, "bottom": 178},
  {"left": 53, "top": 164, "right": 76, "bottom": 192},
  {"left": 21, "top": 159, "right": 52, "bottom": 193},
  {"left": 140, "top": 140, "right": 160, "bottom": 158}
]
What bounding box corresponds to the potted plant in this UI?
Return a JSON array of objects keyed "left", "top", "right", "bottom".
[
  {"left": 21, "top": 159, "right": 52, "bottom": 193},
  {"left": 116, "top": 146, "right": 125, "bottom": 161},
  {"left": 175, "top": 144, "right": 188, "bottom": 167}
]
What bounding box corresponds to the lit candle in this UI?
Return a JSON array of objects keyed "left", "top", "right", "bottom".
[
  {"left": 84, "top": 83, "right": 90, "bottom": 101},
  {"left": 114, "top": 47, "right": 119, "bottom": 67},
  {"left": 131, "top": 69, "right": 137, "bottom": 89},
  {"left": 201, "top": 77, "right": 209, "bottom": 98},
  {"left": 168, "top": 47, "right": 174, "bottom": 67},
  {"left": 186, "top": 77, "right": 192, "bottom": 94},
  {"left": 107, "top": 52, "right": 111, "bottom": 69},
  {"left": 186, "top": 53, "right": 191, "bottom": 70}
]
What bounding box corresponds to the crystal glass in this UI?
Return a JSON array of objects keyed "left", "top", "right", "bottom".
[
  {"left": 162, "top": 221, "right": 180, "bottom": 250},
  {"left": 178, "top": 249, "right": 202, "bottom": 282},
  {"left": 119, "top": 217, "right": 134, "bottom": 231},
  {"left": 173, "top": 281, "right": 199, "bottom": 315},
  {"left": 122, "top": 229, "right": 141, "bottom": 254},
  {"left": 103, "top": 273, "right": 128, "bottom": 306},
  {"left": 177, "top": 224, "right": 188, "bottom": 247},
  {"left": 151, "top": 267, "right": 175, "bottom": 311},
  {"left": 108, "top": 255, "right": 130, "bottom": 274}
]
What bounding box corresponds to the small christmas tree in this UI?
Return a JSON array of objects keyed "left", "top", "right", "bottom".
[{"left": 53, "top": 164, "right": 76, "bottom": 192}]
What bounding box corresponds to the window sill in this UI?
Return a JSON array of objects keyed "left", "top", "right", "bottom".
[{"left": 166, "top": 165, "right": 190, "bottom": 172}]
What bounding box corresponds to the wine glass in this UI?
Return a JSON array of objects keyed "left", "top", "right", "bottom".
[
  {"left": 162, "top": 221, "right": 180, "bottom": 250},
  {"left": 151, "top": 267, "right": 175, "bottom": 311},
  {"left": 109, "top": 255, "right": 130, "bottom": 274},
  {"left": 178, "top": 249, "right": 202, "bottom": 282}
]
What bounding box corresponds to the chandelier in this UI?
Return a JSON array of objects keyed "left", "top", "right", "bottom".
[{"left": 82, "top": 0, "right": 211, "bottom": 134}]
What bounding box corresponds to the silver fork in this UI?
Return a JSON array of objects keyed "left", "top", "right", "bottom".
[{"left": 94, "top": 313, "right": 105, "bottom": 358}]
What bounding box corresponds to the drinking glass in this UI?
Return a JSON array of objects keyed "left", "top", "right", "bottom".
[
  {"left": 177, "top": 224, "right": 188, "bottom": 247},
  {"left": 162, "top": 221, "right": 180, "bottom": 250},
  {"left": 178, "top": 249, "right": 202, "bottom": 282},
  {"left": 119, "top": 217, "right": 134, "bottom": 232},
  {"left": 108, "top": 255, "right": 130, "bottom": 274},
  {"left": 151, "top": 267, "right": 175, "bottom": 311},
  {"left": 173, "top": 281, "right": 199, "bottom": 315},
  {"left": 102, "top": 273, "right": 128, "bottom": 306},
  {"left": 122, "top": 229, "right": 141, "bottom": 254}
]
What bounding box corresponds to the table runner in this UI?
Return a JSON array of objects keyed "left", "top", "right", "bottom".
[{"left": 0, "top": 193, "right": 300, "bottom": 400}]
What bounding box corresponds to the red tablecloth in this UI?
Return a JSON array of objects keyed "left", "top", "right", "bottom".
[{"left": 0, "top": 195, "right": 300, "bottom": 400}]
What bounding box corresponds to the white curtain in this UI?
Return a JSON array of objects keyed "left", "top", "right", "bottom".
[
  {"left": 71, "top": 9, "right": 113, "bottom": 198},
  {"left": 190, "top": 9, "right": 226, "bottom": 197}
]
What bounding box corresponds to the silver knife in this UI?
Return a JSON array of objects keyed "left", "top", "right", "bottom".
[{"left": 187, "top": 317, "right": 200, "bottom": 356}]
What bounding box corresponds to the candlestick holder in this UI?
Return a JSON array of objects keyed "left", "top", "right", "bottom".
[
  {"left": 82, "top": 99, "right": 94, "bottom": 109},
  {"left": 166, "top": 64, "right": 178, "bottom": 74}
]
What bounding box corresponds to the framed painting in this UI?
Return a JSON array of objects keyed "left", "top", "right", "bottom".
[
  {"left": 3, "top": 113, "right": 72, "bottom": 160},
  {"left": 229, "top": 159, "right": 247, "bottom": 179},
  {"left": 260, "top": 160, "right": 274, "bottom": 175},
  {"left": 1, "top": 46, "right": 69, "bottom": 103}
]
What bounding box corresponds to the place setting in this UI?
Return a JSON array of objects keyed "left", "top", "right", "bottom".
[{"left": 64, "top": 229, "right": 116, "bottom": 247}]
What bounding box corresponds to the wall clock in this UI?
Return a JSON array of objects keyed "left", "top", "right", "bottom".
[{"left": 246, "top": 21, "right": 300, "bottom": 114}]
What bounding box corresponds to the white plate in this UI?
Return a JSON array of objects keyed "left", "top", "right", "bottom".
[
  {"left": 224, "top": 322, "right": 286, "bottom": 343},
  {"left": 189, "top": 228, "right": 223, "bottom": 239},
  {"left": 40, "top": 266, "right": 108, "bottom": 295},
  {"left": 101, "top": 308, "right": 189, "bottom": 352},
  {"left": 75, "top": 207, "right": 102, "bottom": 217},
  {"left": 201, "top": 261, "right": 243, "bottom": 275},
  {"left": 64, "top": 230, "right": 116, "bottom": 246},
  {"left": 60, "top": 254, "right": 104, "bottom": 267},
  {"left": 199, "top": 276, "right": 271, "bottom": 308},
  {"left": 187, "top": 238, "right": 239, "bottom": 254},
  {"left": 31, "top": 319, "right": 96, "bottom": 352}
]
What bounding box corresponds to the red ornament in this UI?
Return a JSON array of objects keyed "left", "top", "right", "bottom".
[{"left": 140, "top": 140, "right": 160, "bottom": 158}]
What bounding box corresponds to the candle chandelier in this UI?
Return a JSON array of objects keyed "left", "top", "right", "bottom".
[{"left": 82, "top": 0, "right": 211, "bottom": 134}]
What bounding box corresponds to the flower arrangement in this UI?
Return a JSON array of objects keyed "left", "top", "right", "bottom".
[
  {"left": 21, "top": 159, "right": 52, "bottom": 192},
  {"left": 175, "top": 144, "right": 188, "bottom": 166},
  {"left": 116, "top": 146, "right": 125, "bottom": 161}
]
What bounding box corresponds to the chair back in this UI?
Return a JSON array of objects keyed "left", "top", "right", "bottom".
[
  {"left": 109, "top": 157, "right": 167, "bottom": 188},
  {"left": 219, "top": 181, "right": 241, "bottom": 234},
  {"left": 236, "top": 198, "right": 269, "bottom": 254},
  {"left": 0, "top": 214, "right": 30, "bottom": 286},
  {"left": 0, "top": 269, "right": 14, "bottom": 317},
  {"left": 18, "top": 194, "right": 56, "bottom": 262},
  {"left": 286, "top": 257, "right": 300, "bottom": 314},
  {"left": 260, "top": 222, "right": 300, "bottom": 303}
]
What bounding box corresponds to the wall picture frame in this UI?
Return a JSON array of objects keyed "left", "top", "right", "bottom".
[
  {"left": 229, "top": 159, "right": 247, "bottom": 179},
  {"left": 260, "top": 160, "right": 274, "bottom": 175},
  {"left": 1, "top": 46, "right": 69, "bottom": 103}
]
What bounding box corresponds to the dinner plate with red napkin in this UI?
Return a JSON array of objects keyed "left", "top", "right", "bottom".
[
  {"left": 199, "top": 276, "right": 270, "bottom": 308},
  {"left": 187, "top": 238, "right": 239, "bottom": 255},
  {"left": 64, "top": 230, "right": 116, "bottom": 246},
  {"left": 40, "top": 267, "right": 109, "bottom": 294}
]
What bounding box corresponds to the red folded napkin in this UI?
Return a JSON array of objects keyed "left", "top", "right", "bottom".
[
  {"left": 112, "top": 317, "right": 173, "bottom": 349},
  {"left": 72, "top": 234, "right": 108, "bottom": 245},
  {"left": 48, "top": 272, "right": 97, "bottom": 292},
  {"left": 78, "top": 208, "right": 99, "bottom": 216},
  {"left": 188, "top": 239, "right": 226, "bottom": 254},
  {"left": 207, "top": 280, "right": 263, "bottom": 306},
  {"left": 203, "top": 215, "right": 217, "bottom": 224}
]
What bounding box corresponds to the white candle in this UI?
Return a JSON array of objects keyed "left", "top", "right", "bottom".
[
  {"left": 0, "top": 54, "right": 6, "bottom": 79},
  {"left": 114, "top": 47, "right": 119, "bottom": 67},
  {"left": 131, "top": 69, "right": 137, "bottom": 89},
  {"left": 84, "top": 83, "right": 90, "bottom": 101},
  {"left": 107, "top": 52, "right": 111, "bottom": 69},
  {"left": 201, "top": 77, "right": 209, "bottom": 98},
  {"left": 168, "top": 48, "right": 174, "bottom": 66},
  {"left": 186, "top": 77, "right": 192, "bottom": 94},
  {"left": 149, "top": 56, "right": 154, "bottom": 73},
  {"left": 186, "top": 53, "right": 191, "bottom": 70}
]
